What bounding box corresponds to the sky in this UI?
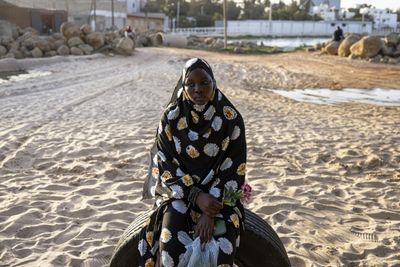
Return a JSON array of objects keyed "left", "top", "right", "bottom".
[{"left": 279, "top": 0, "right": 400, "bottom": 10}]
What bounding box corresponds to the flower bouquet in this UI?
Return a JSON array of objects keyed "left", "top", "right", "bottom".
[{"left": 222, "top": 183, "right": 252, "bottom": 207}]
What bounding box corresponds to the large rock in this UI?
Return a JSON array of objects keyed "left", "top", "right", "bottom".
[
  {"left": 0, "top": 20, "right": 19, "bottom": 41},
  {"left": 51, "top": 32, "right": 65, "bottom": 40},
  {"left": 31, "top": 47, "right": 43, "bottom": 58},
  {"left": 0, "top": 45, "right": 7, "bottom": 56},
  {"left": 350, "top": 36, "right": 383, "bottom": 58},
  {"left": 114, "top": 37, "right": 134, "bottom": 55},
  {"left": 325, "top": 41, "right": 340, "bottom": 55},
  {"left": 381, "top": 44, "right": 394, "bottom": 56},
  {"left": 85, "top": 32, "right": 105, "bottom": 50},
  {"left": 67, "top": 36, "right": 84, "bottom": 47},
  {"left": 80, "top": 24, "right": 92, "bottom": 35},
  {"left": 338, "top": 34, "right": 361, "bottom": 57},
  {"left": 53, "top": 39, "right": 66, "bottom": 49},
  {"left": 70, "top": 47, "right": 83, "bottom": 56},
  {"left": 44, "top": 50, "right": 57, "bottom": 57},
  {"left": 104, "top": 31, "right": 118, "bottom": 45},
  {"left": 34, "top": 38, "right": 51, "bottom": 52},
  {"left": 78, "top": 44, "right": 94, "bottom": 55},
  {"left": 60, "top": 22, "right": 81, "bottom": 40},
  {"left": 57, "top": 45, "right": 70, "bottom": 56},
  {"left": 385, "top": 33, "right": 400, "bottom": 47}
]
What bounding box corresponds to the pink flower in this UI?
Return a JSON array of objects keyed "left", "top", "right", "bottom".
[{"left": 240, "top": 183, "right": 252, "bottom": 204}]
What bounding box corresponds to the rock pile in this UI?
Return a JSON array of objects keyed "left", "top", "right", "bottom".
[
  {"left": 314, "top": 32, "right": 400, "bottom": 64},
  {"left": 0, "top": 20, "right": 135, "bottom": 59}
]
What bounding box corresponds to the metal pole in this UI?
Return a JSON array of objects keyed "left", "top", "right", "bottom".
[
  {"left": 177, "top": 0, "right": 180, "bottom": 29},
  {"left": 93, "top": 0, "right": 97, "bottom": 31},
  {"left": 111, "top": 0, "right": 115, "bottom": 29},
  {"left": 269, "top": 2, "right": 272, "bottom": 36},
  {"left": 223, "top": 0, "right": 227, "bottom": 49}
]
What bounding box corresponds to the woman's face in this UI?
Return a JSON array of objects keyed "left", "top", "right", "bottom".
[{"left": 184, "top": 68, "right": 214, "bottom": 105}]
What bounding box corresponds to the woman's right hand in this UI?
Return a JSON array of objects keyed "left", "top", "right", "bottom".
[{"left": 195, "top": 192, "right": 223, "bottom": 217}]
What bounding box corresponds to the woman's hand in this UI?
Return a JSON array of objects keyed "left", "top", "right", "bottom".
[
  {"left": 195, "top": 214, "right": 214, "bottom": 244},
  {"left": 195, "top": 192, "right": 223, "bottom": 217}
]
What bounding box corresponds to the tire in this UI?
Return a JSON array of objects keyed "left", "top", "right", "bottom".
[{"left": 109, "top": 209, "right": 291, "bottom": 267}]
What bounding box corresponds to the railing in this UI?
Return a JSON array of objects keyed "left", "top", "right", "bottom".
[
  {"left": 371, "top": 27, "right": 400, "bottom": 36},
  {"left": 169, "top": 27, "right": 224, "bottom": 36}
]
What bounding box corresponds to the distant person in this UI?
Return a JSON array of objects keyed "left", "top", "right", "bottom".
[
  {"left": 124, "top": 25, "right": 136, "bottom": 41},
  {"left": 333, "top": 26, "right": 343, "bottom": 42}
]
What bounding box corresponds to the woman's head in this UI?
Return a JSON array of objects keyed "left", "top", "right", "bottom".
[{"left": 182, "top": 58, "right": 215, "bottom": 105}]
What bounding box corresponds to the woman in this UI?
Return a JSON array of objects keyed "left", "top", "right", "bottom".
[{"left": 140, "top": 58, "right": 247, "bottom": 267}]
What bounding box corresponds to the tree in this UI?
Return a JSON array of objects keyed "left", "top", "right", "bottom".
[{"left": 240, "top": 0, "right": 266, "bottom": 20}]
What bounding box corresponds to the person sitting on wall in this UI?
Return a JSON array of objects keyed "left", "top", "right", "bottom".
[{"left": 333, "top": 26, "right": 344, "bottom": 42}]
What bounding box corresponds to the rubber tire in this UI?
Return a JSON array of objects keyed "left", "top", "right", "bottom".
[{"left": 109, "top": 209, "right": 291, "bottom": 267}]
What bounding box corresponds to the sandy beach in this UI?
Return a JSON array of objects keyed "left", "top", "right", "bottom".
[{"left": 0, "top": 47, "right": 399, "bottom": 267}]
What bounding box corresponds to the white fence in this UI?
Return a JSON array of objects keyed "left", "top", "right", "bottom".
[{"left": 171, "top": 20, "right": 374, "bottom": 37}]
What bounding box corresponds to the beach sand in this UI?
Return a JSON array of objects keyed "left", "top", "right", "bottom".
[{"left": 0, "top": 48, "right": 399, "bottom": 266}]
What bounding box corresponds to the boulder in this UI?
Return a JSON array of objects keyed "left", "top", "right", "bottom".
[
  {"left": 51, "top": 32, "right": 65, "bottom": 40},
  {"left": 57, "top": 45, "right": 70, "bottom": 56},
  {"left": 53, "top": 39, "right": 66, "bottom": 49},
  {"left": 350, "top": 36, "right": 383, "bottom": 58},
  {"left": 0, "top": 20, "right": 19, "bottom": 41},
  {"left": 325, "top": 41, "right": 340, "bottom": 55},
  {"left": 212, "top": 39, "right": 224, "bottom": 49},
  {"left": 60, "top": 22, "right": 81, "bottom": 40},
  {"left": 70, "top": 47, "right": 83, "bottom": 56},
  {"left": 80, "top": 24, "right": 92, "bottom": 35},
  {"left": 0, "top": 45, "right": 7, "bottom": 56},
  {"left": 104, "top": 31, "right": 118, "bottom": 45},
  {"left": 385, "top": 33, "right": 400, "bottom": 47},
  {"left": 85, "top": 32, "right": 105, "bottom": 50},
  {"left": 7, "top": 41, "right": 20, "bottom": 51},
  {"left": 348, "top": 54, "right": 357, "bottom": 60},
  {"left": 31, "top": 47, "right": 43, "bottom": 58},
  {"left": 78, "top": 44, "right": 94, "bottom": 55},
  {"left": 338, "top": 34, "right": 361, "bottom": 57},
  {"left": 381, "top": 44, "right": 394, "bottom": 56},
  {"left": 114, "top": 37, "right": 134, "bottom": 55},
  {"left": 233, "top": 47, "right": 244, "bottom": 54},
  {"left": 314, "top": 43, "right": 322, "bottom": 50},
  {"left": 388, "top": 57, "right": 397, "bottom": 64},
  {"left": 44, "top": 50, "right": 57, "bottom": 57},
  {"left": 67, "top": 36, "right": 84, "bottom": 47},
  {"left": 13, "top": 50, "right": 24, "bottom": 59},
  {"left": 34, "top": 38, "right": 51, "bottom": 52},
  {"left": 204, "top": 37, "right": 215, "bottom": 45}
]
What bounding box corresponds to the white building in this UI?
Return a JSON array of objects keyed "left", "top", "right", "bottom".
[
  {"left": 127, "top": 0, "right": 146, "bottom": 13},
  {"left": 308, "top": 0, "right": 341, "bottom": 11},
  {"left": 311, "top": 4, "right": 339, "bottom": 20},
  {"left": 360, "top": 7, "right": 398, "bottom": 29}
]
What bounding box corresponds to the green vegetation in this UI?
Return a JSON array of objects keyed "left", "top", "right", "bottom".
[{"left": 143, "top": 0, "right": 322, "bottom": 27}]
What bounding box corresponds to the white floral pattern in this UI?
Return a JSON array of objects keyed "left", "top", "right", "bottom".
[
  {"left": 186, "top": 145, "right": 200, "bottom": 158},
  {"left": 225, "top": 180, "right": 238, "bottom": 191},
  {"left": 167, "top": 106, "right": 180, "bottom": 120},
  {"left": 209, "top": 187, "right": 221, "bottom": 198},
  {"left": 231, "top": 126, "right": 240, "bottom": 140},
  {"left": 172, "top": 200, "right": 188, "bottom": 214},
  {"left": 176, "top": 168, "right": 184, "bottom": 177},
  {"left": 160, "top": 228, "right": 172, "bottom": 243},
  {"left": 220, "top": 157, "right": 233, "bottom": 171},
  {"left": 221, "top": 136, "right": 230, "bottom": 151},
  {"left": 161, "top": 251, "right": 174, "bottom": 267},
  {"left": 201, "top": 170, "right": 214, "bottom": 185},
  {"left": 173, "top": 136, "right": 181, "bottom": 154},
  {"left": 188, "top": 130, "right": 199, "bottom": 141},
  {"left": 138, "top": 239, "right": 147, "bottom": 256},
  {"left": 193, "top": 104, "right": 206, "bottom": 112},
  {"left": 170, "top": 185, "right": 184, "bottom": 199},
  {"left": 212, "top": 116, "right": 223, "bottom": 131},
  {"left": 223, "top": 106, "right": 237, "bottom": 120},
  {"left": 157, "top": 151, "right": 166, "bottom": 162},
  {"left": 204, "top": 143, "right": 219, "bottom": 157},
  {"left": 204, "top": 105, "right": 216, "bottom": 120},
  {"left": 218, "top": 237, "right": 233, "bottom": 255}
]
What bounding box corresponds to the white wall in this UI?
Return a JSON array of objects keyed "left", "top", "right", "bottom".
[{"left": 226, "top": 20, "right": 372, "bottom": 36}]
